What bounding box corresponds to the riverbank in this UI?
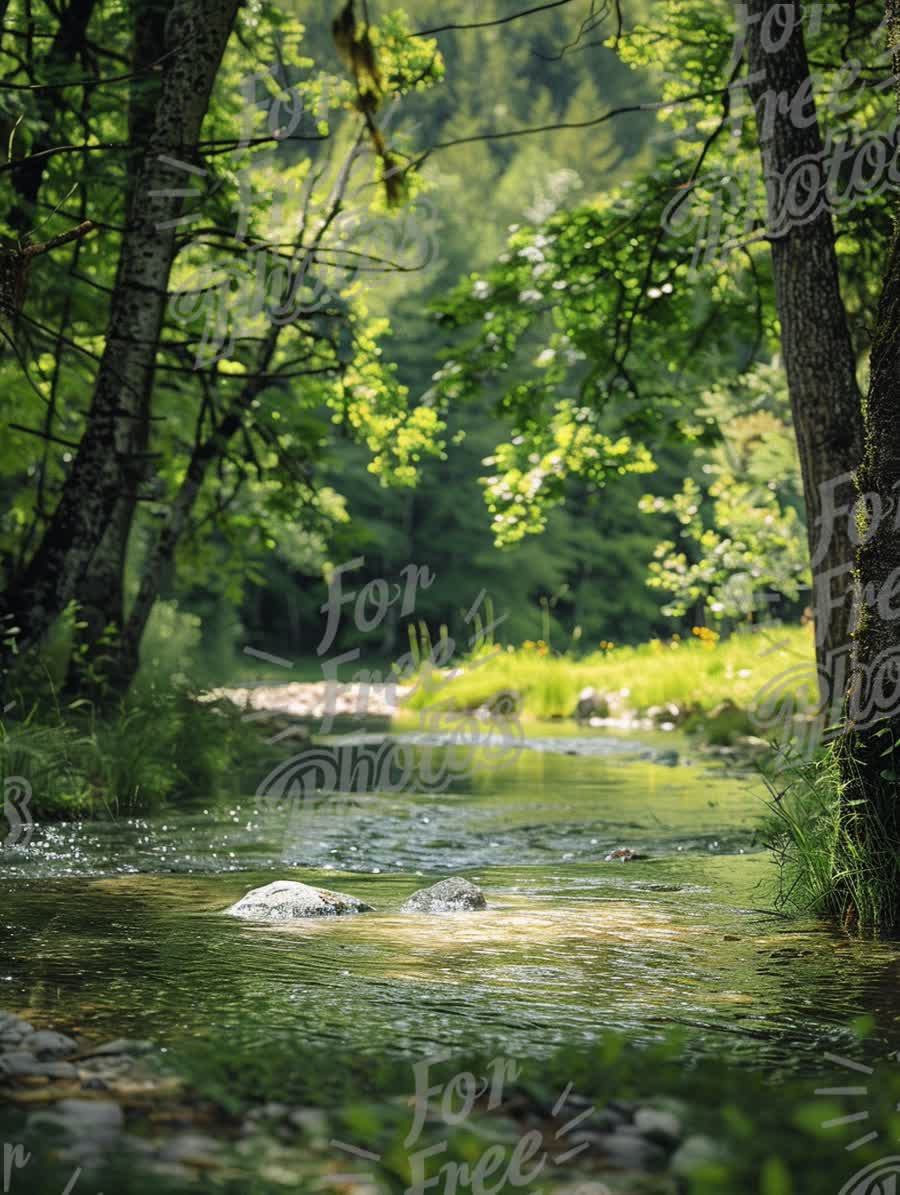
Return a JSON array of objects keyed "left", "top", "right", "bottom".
[
  {"left": 2, "top": 626, "right": 814, "bottom": 824},
  {"left": 0, "top": 1004, "right": 886, "bottom": 1195},
  {"left": 405, "top": 625, "right": 815, "bottom": 733}
]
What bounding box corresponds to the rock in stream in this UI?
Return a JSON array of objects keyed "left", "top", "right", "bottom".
[
  {"left": 224, "top": 880, "right": 372, "bottom": 919},
  {"left": 400, "top": 877, "right": 487, "bottom": 913}
]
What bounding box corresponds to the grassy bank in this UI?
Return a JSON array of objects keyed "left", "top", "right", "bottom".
[
  {"left": 405, "top": 624, "right": 816, "bottom": 731},
  {"left": 0, "top": 686, "right": 273, "bottom": 821}
]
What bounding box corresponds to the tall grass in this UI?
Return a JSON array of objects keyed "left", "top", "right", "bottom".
[
  {"left": 762, "top": 741, "right": 900, "bottom": 932},
  {"left": 0, "top": 685, "right": 269, "bottom": 820},
  {"left": 404, "top": 624, "right": 816, "bottom": 722}
]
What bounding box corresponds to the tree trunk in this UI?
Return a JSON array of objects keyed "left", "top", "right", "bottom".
[
  {"left": 745, "top": 1, "right": 865, "bottom": 707},
  {"left": 0, "top": 0, "right": 240, "bottom": 672},
  {"left": 110, "top": 376, "right": 271, "bottom": 692},
  {"left": 105, "top": 134, "right": 364, "bottom": 696},
  {"left": 833, "top": 0, "right": 900, "bottom": 931},
  {"left": 63, "top": 0, "right": 170, "bottom": 697}
]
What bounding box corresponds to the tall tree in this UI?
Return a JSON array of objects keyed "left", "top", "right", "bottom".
[
  {"left": 833, "top": 0, "right": 900, "bottom": 930},
  {"left": 63, "top": 0, "right": 169, "bottom": 694},
  {"left": 745, "top": 0, "right": 865, "bottom": 709},
  {"left": 0, "top": 0, "right": 241, "bottom": 669}
]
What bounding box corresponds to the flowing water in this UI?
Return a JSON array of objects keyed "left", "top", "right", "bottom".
[{"left": 2, "top": 728, "right": 899, "bottom": 1076}]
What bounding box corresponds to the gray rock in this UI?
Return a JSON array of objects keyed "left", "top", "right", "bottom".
[
  {"left": 586, "top": 1107, "right": 628, "bottom": 1133},
  {"left": 21, "top": 1030, "right": 78, "bottom": 1059},
  {"left": 147, "top": 1161, "right": 194, "bottom": 1182},
  {"left": 83, "top": 1038, "right": 153, "bottom": 1057},
  {"left": 400, "top": 877, "right": 487, "bottom": 913},
  {"left": 654, "top": 750, "right": 679, "bottom": 767},
  {"left": 37, "top": 1061, "right": 77, "bottom": 1079},
  {"left": 224, "top": 880, "right": 372, "bottom": 920},
  {"left": 78, "top": 1055, "right": 136, "bottom": 1079},
  {"left": 575, "top": 687, "right": 610, "bottom": 722},
  {"left": 607, "top": 1100, "right": 637, "bottom": 1120},
  {"left": 634, "top": 1107, "right": 682, "bottom": 1147},
  {"left": 247, "top": 1102, "right": 289, "bottom": 1121},
  {"left": 0, "top": 1051, "right": 40, "bottom": 1077},
  {"left": 590, "top": 1132, "right": 668, "bottom": 1171},
  {"left": 0, "top": 1051, "right": 76, "bottom": 1079},
  {"left": 28, "top": 1098, "right": 124, "bottom": 1142},
  {"left": 289, "top": 1107, "right": 328, "bottom": 1135},
  {"left": 158, "top": 1132, "right": 221, "bottom": 1165},
  {"left": 0, "top": 1019, "right": 33, "bottom": 1045},
  {"left": 669, "top": 1134, "right": 728, "bottom": 1177}
]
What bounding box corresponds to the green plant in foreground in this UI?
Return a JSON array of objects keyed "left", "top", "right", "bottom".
[{"left": 763, "top": 733, "right": 900, "bottom": 933}]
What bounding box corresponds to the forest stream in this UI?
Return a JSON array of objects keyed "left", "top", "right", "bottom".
[{"left": 2, "top": 729, "right": 896, "bottom": 1074}]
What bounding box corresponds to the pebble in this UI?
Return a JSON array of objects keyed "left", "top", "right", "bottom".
[
  {"left": 158, "top": 1132, "right": 221, "bottom": 1167},
  {"left": 669, "top": 1134, "right": 728, "bottom": 1176},
  {"left": 590, "top": 1132, "right": 668, "bottom": 1170},
  {"left": 633, "top": 1107, "right": 683, "bottom": 1147}
]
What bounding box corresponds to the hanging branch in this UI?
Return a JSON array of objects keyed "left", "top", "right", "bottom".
[
  {"left": 19, "top": 219, "right": 96, "bottom": 259},
  {"left": 0, "top": 220, "right": 96, "bottom": 321}
]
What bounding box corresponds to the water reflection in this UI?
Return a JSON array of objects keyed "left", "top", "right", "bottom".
[{"left": 1, "top": 734, "right": 898, "bottom": 1072}]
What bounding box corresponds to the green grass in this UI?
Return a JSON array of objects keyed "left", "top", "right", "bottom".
[
  {"left": 763, "top": 739, "right": 900, "bottom": 933},
  {"left": 403, "top": 624, "right": 816, "bottom": 725},
  {"left": 0, "top": 685, "right": 275, "bottom": 820}
]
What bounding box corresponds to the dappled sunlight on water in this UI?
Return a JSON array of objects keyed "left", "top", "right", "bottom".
[{"left": 2, "top": 732, "right": 900, "bottom": 1071}]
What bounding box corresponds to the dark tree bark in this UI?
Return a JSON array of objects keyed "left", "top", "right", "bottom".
[
  {"left": 110, "top": 372, "right": 273, "bottom": 692},
  {"left": 63, "top": 0, "right": 170, "bottom": 698},
  {"left": 105, "top": 133, "right": 364, "bottom": 696},
  {"left": 745, "top": 1, "right": 865, "bottom": 703},
  {"left": 832, "top": 0, "right": 900, "bottom": 931},
  {"left": 0, "top": 0, "right": 240, "bottom": 673}
]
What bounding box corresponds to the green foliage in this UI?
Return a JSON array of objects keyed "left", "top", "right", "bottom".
[
  {"left": 0, "top": 681, "right": 270, "bottom": 819},
  {"left": 155, "top": 1029, "right": 900, "bottom": 1195},
  {"left": 0, "top": 711, "right": 94, "bottom": 819},
  {"left": 764, "top": 731, "right": 900, "bottom": 932},
  {"left": 404, "top": 624, "right": 814, "bottom": 722},
  {"left": 639, "top": 361, "right": 810, "bottom": 624}
]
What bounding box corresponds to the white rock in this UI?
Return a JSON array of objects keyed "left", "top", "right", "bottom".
[
  {"left": 670, "top": 1134, "right": 729, "bottom": 1176},
  {"left": 224, "top": 880, "right": 372, "bottom": 920}
]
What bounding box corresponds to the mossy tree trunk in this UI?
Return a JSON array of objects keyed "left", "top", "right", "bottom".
[
  {"left": 745, "top": 2, "right": 865, "bottom": 696},
  {"left": 833, "top": 0, "right": 900, "bottom": 932}
]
